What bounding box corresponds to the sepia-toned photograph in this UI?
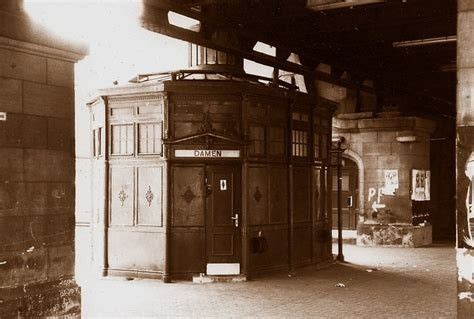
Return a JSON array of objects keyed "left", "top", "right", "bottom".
[{"left": 0, "top": 0, "right": 472, "bottom": 317}]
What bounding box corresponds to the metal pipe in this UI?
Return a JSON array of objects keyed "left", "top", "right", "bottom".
[
  {"left": 332, "top": 136, "right": 345, "bottom": 262},
  {"left": 337, "top": 148, "right": 344, "bottom": 262},
  {"left": 393, "top": 36, "right": 456, "bottom": 48}
]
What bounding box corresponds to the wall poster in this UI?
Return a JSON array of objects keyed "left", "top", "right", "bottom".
[
  {"left": 411, "top": 169, "right": 430, "bottom": 201},
  {"left": 382, "top": 169, "right": 399, "bottom": 195}
]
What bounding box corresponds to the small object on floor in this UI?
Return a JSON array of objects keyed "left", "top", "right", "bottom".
[
  {"left": 366, "top": 268, "right": 378, "bottom": 272},
  {"left": 335, "top": 283, "right": 346, "bottom": 288},
  {"left": 126, "top": 277, "right": 134, "bottom": 281},
  {"left": 26, "top": 246, "right": 34, "bottom": 253}
]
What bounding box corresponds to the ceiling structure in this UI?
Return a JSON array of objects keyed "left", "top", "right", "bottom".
[{"left": 140, "top": 0, "right": 457, "bottom": 115}]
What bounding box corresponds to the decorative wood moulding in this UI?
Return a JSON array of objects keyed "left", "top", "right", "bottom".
[
  {"left": 182, "top": 186, "right": 196, "bottom": 204},
  {"left": 108, "top": 94, "right": 165, "bottom": 104},
  {"left": 145, "top": 185, "right": 154, "bottom": 207},
  {"left": 200, "top": 111, "right": 213, "bottom": 133},
  {"left": 172, "top": 94, "right": 241, "bottom": 102},
  {"left": 253, "top": 186, "right": 263, "bottom": 202},
  {"left": 118, "top": 186, "right": 128, "bottom": 207}
]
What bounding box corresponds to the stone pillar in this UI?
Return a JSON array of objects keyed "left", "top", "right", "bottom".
[
  {"left": 457, "top": 1, "right": 474, "bottom": 316},
  {"left": 333, "top": 113, "right": 435, "bottom": 247},
  {"left": 0, "top": 4, "right": 87, "bottom": 317}
]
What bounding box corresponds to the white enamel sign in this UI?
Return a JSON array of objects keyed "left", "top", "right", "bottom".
[
  {"left": 220, "top": 179, "right": 227, "bottom": 191},
  {"left": 175, "top": 150, "right": 240, "bottom": 158}
]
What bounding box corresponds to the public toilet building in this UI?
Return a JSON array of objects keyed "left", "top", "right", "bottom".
[{"left": 87, "top": 46, "right": 336, "bottom": 281}]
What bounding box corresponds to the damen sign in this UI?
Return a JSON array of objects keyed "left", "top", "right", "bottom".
[{"left": 175, "top": 149, "right": 240, "bottom": 158}]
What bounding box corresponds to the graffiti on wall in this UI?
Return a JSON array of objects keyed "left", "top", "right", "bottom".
[{"left": 368, "top": 187, "right": 385, "bottom": 212}]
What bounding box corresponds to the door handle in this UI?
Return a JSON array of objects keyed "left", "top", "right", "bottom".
[{"left": 231, "top": 213, "right": 239, "bottom": 227}]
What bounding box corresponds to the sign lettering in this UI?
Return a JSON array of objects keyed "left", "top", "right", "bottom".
[{"left": 175, "top": 149, "right": 240, "bottom": 158}]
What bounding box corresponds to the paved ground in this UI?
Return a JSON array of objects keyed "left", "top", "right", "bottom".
[{"left": 80, "top": 243, "right": 456, "bottom": 318}]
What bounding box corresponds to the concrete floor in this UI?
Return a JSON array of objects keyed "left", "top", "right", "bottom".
[{"left": 80, "top": 243, "right": 456, "bottom": 318}]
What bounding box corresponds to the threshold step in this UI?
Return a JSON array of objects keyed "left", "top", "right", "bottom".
[{"left": 192, "top": 274, "right": 247, "bottom": 284}]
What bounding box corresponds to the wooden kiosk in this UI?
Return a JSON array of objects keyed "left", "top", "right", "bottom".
[{"left": 88, "top": 46, "right": 336, "bottom": 281}]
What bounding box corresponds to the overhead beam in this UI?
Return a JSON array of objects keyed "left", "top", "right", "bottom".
[
  {"left": 307, "top": 0, "right": 386, "bottom": 11},
  {"left": 140, "top": 3, "right": 379, "bottom": 94}
]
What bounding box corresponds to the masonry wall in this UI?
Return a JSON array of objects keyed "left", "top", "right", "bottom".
[
  {"left": 334, "top": 114, "right": 434, "bottom": 226},
  {"left": 0, "top": 3, "right": 86, "bottom": 317},
  {"left": 456, "top": 0, "right": 474, "bottom": 315}
]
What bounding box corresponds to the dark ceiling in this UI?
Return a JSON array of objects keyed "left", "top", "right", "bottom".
[{"left": 141, "top": 0, "right": 457, "bottom": 115}]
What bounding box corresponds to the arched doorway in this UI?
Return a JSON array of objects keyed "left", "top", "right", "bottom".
[{"left": 332, "top": 157, "right": 359, "bottom": 230}]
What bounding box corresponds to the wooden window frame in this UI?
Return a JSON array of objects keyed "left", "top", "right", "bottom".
[{"left": 137, "top": 121, "right": 163, "bottom": 155}]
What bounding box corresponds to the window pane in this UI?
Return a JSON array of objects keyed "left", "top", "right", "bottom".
[
  {"left": 292, "top": 129, "right": 308, "bottom": 157},
  {"left": 138, "top": 122, "right": 162, "bottom": 155},
  {"left": 111, "top": 124, "right": 134, "bottom": 155}
]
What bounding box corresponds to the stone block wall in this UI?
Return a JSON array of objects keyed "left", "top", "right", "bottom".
[
  {"left": 334, "top": 113, "right": 435, "bottom": 225},
  {"left": 0, "top": 3, "right": 86, "bottom": 317}
]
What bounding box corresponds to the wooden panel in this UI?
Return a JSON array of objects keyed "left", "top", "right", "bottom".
[
  {"left": 313, "top": 167, "right": 322, "bottom": 221},
  {"left": 249, "top": 226, "right": 288, "bottom": 272},
  {"left": 293, "top": 167, "right": 311, "bottom": 222},
  {"left": 249, "top": 125, "right": 265, "bottom": 156},
  {"left": 137, "top": 104, "right": 162, "bottom": 115},
  {"left": 293, "top": 225, "right": 312, "bottom": 265},
  {"left": 269, "top": 166, "right": 287, "bottom": 224},
  {"left": 268, "top": 126, "right": 285, "bottom": 156},
  {"left": 110, "top": 107, "right": 133, "bottom": 116},
  {"left": 212, "top": 233, "right": 234, "bottom": 256},
  {"left": 170, "top": 230, "right": 205, "bottom": 273},
  {"left": 248, "top": 100, "right": 267, "bottom": 121},
  {"left": 110, "top": 166, "right": 134, "bottom": 226},
  {"left": 172, "top": 166, "right": 205, "bottom": 226},
  {"left": 269, "top": 105, "right": 287, "bottom": 123},
  {"left": 248, "top": 167, "right": 268, "bottom": 225},
  {"left": 172, "top": 96, "right": 241, "bottom": 139},
  {"left": 173, "top": 121, "right": 201, "bottom": 139},
  {"left": 137, "top": 166, "right": 162, "bottom": 226},
  {"left": 108, "top": 230, "right": 165, "bottom": 271}
]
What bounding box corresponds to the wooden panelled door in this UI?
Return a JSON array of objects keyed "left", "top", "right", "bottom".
[
  {"left": 205, "top": 165, "right": 242, "bottom": 264},
  {"left": 332, "top": 158, "right": 359, "bottom": 230}
]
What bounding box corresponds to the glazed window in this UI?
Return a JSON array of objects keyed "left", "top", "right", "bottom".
[
  {"left": 268, "top": 126, "right": 285, "bottom": 156},
  {"left": 138, "top": 122, "right": 163, "bottom": 155},
  {"left": 292, "top": 112, "right": 309, "bottom": 122},
  {"left": 111, "top": 124, "right": 134, "bottom": 155},
  {"left": 292, "top": 129, "right": 308, "bottom": 157},
  {"left": 249, "top": 125, "right": 265, "bottom": 155}
]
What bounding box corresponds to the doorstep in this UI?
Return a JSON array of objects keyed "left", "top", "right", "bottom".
[{"left": 192, "top": 274, "right": 247, "bottom": 284}]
